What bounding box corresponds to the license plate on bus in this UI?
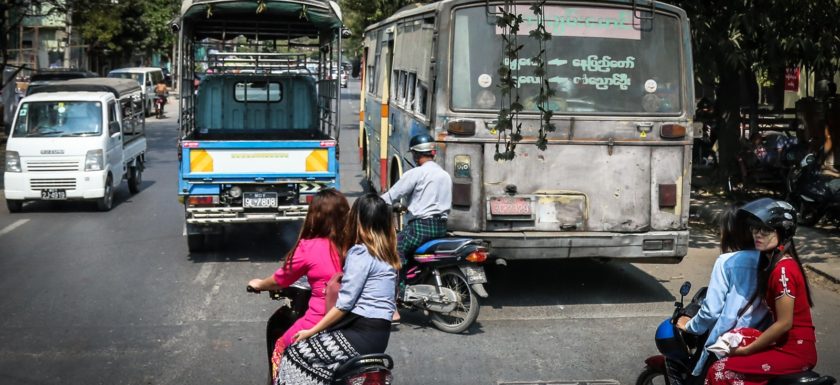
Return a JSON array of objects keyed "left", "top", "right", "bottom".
[
  {"left": 489, "top": 197, "right": 532, "bottom": 216},
  {"left": 41, "top": 189, "right": 66, "bottom": 200},
  {"left": 243, "top": 192, "right": 278, "bottom": 208}
]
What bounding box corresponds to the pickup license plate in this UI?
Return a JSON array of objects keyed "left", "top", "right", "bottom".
[
  {"left": 489, "top": 197, "right": 532, "bottom": 216},
  {"left": 41, "top": 189, "right": 66, "bottom": 200},
  {"left": 243, "top": 192, "right": 278, "bottom": 208},
  {"left": 461, "top": 265, "right": 487, "bottom": 284}
]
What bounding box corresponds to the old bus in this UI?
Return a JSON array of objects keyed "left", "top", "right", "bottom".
[{"left": 359, "top": 0, "right": 694, "bottom": 262}]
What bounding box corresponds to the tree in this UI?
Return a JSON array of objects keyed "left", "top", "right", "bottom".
[
  {"left": 0, "top": 0, "right": 69, "bottom": 88},
  {"left": 339, "top": 0, "right": 434, "bottom": 56}
]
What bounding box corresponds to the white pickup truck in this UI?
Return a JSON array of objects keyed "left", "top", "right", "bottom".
[{"left": 4, "top": 78, "right": 147, "bottom": 212}]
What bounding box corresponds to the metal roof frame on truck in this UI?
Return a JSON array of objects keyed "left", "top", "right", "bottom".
[{"left": 26, "top": 78, "right": 142, "bottom": 99}]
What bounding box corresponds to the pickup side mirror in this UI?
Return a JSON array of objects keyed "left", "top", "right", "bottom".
[{"left": 109, "top": 121, "right": 121, "bottom": 136}]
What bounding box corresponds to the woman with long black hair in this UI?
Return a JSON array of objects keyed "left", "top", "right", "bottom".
[{"left": 706, "top": 198, "right": 817, "bottom": 385}]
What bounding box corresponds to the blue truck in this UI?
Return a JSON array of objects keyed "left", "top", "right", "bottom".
[{"left": 175, "top": 1, "right": 345, "bottom": 251}]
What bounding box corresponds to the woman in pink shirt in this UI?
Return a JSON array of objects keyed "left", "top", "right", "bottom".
[{"left": 247, "top": 188, "right": 349, "bottom": 383}]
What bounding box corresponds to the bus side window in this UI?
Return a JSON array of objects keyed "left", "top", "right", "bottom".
[
  {"left": 416, "top": 82, "right": 428, "bottom": 116},
  {"left": 406, "top": 72, "right": 416, "bottom": 110}
]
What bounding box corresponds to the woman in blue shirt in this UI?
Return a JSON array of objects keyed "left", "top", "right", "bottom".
[
  {"left": 277, "top": 194, "right": 400, "bottom": 385},
  {"left": 675, "top": 205, "right": 770, "bottom": 377}
]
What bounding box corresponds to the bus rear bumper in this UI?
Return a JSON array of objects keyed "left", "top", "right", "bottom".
[{"left": 449, "top": 230, "right": 689, "bottom": 263}]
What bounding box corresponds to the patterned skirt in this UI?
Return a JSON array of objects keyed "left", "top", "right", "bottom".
[{"left": 276, "top": 315, "right": 391, "bottom": 385}]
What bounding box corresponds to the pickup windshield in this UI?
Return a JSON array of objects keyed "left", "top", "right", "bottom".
[
  {"left": 451, "top": 6, "right": 683, "bottom": 115},
  {"left": 13, "top": 101, "right": 103, "bottom": 137}
]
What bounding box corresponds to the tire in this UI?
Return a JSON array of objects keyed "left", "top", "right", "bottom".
[
  {"left": 796, "top": 199, "right": 823, "bottom": 226},
  {"left": 6, "top": 200, "right": 23, "bottom": 213},
  {"left": 96, "top": 175, "right": 115, "bottom": 211},
  {"left": 428, "top": 268, "right": 480, "bottom": 334},
  {"left": 128, "top": 165, "right": 142, "bottom": 194},
  {"left": 636, "top": 366, "right": 667, "bottom": 385},
  {"left": 187, "top": 233, "right": 206, "bottom": 253}
]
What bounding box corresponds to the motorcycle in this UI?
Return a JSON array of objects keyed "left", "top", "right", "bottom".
[
  {"left": 638, "top": 281, "right": 836, "bottom": 385},
  {"left": 786, "top": 150, "right": 840, "bottom": 226},
  {"left": 154, "top": 94, "right": 166, "bottom": 119},
  {"left": 726, "top": 131, "right": 806, "bottom": 198},
  {"left": 393, "top": 203, "right": 489, "bottom": 334},
  {"left": 247, "top": 279, "right": 394, "bottom": 385}
]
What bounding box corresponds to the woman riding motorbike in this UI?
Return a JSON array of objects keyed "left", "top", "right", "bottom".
[
  {"left": 706, "top": 198, "right": 818, "bottom": 385},
  {"left": 277, "top": 193, "right": 400, "bottom": 385},
  {"left": 247, "top": 188, "right": 349, "bottom": 383},
  {"left": 675, "top": 204, "right": 770, "bottom": 379}
]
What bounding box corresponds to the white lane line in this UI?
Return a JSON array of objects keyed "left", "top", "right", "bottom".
[
  {"left": 0, "top": 219, "right": 30, "bottom": 237},
  {"left": 192, "top": 263, "right": 215, "bottom": 285}
]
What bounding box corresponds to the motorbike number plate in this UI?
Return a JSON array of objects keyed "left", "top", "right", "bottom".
[
  {"left": 461, "top": 266, "right": 487, "bottom": 284},
  {"left": 243, "top": 192, "right": 278, "bottom": 208},
  {"left": 40, "top": 189, "right": 67, "bottom": 200}
]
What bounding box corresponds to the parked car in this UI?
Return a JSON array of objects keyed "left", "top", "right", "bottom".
[{"left": 107, "top": 67, "right": 165, "bottom": 116}]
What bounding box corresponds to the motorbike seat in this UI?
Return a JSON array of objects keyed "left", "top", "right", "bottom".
[
  {"left": 767, "top": 371, "right": 834, "bottom": 385},
  {"left": 415, "top": 238, "right": 475, "bottom": 255},
  {"left": 333, "top": 353, "right": 393, "bottom": 382}
]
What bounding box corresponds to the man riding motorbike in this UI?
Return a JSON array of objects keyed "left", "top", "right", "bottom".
[
  {"left": 153, "top": 78, "right": 168, "bottom": 116},
  {"left": 380, "top": 133, "right": 452, "bottom": 323}
]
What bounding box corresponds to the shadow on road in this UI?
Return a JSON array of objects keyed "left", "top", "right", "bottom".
[{"left": 187, "top": 222, "right": 302, "bottom": 263}]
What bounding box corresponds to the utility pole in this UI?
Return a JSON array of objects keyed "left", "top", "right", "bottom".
[{"left": 63, "top": 4, "right": 73, "bottom": 68}]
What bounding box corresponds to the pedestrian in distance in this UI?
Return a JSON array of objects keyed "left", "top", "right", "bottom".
[
  {"left": 675, "top": 204, "right": 770, "bottom": 379},
  {"left": 380, "top": 133, "right": 452, "bottom": 323},
  {"left": 247, "top": 188, "right": 349, "bottom": 383},
  {"left": 705, "top": 198, "right": 818, "bottom": 385},
  {"left": 277, "top": 193, "right": 400, "bottom": 385}
]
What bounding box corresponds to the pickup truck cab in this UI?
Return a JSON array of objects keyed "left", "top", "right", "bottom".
[{"left": 4, "top": 78, "right": 147, "bottom": 212}]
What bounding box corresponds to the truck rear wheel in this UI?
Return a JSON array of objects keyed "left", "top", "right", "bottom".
[
  {"left": 187, "top": 233, "right": 206, "bottom": 253},
  {"left": 128, "top": 165, "right": 143, "bottom": 194},
  {"left": 6, "top": 200, "right": 23, "bottom": 213},
  {"left": 96, "top": 175, "right": 115, "bottom": 211}
]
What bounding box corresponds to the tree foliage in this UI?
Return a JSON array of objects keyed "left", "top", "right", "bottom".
[{"left": 339, "top": 0, "right": 434, "bottom": 55}]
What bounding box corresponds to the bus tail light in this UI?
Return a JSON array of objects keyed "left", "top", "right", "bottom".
[
  {"left": 188, "top": 195, "right": 219, "bottom": 206},
  {"left": 447, "top": 120, "right": 476, "bottom": 136},
  {"left": 660, "top": 124, "right": 686, "bottom": 139},
  {"left": 659, "top": 184, "right": 677, "bottom": 208}
]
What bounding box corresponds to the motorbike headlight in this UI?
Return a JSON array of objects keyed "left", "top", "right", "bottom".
[
  {"left": 5, "top": 151, "right": 21, "bottom": 173},
  {"left": 85, "top": 149, "right": 104, "bottom": 171}
]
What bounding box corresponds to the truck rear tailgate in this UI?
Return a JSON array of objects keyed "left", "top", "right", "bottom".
[{"left": 179, "top": 139, "right": 337, "bottom": 192}]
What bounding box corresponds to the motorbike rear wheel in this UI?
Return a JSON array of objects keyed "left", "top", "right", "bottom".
[
  {"left": 636, "top": 366, "right": 667, "bottom": 385},
  {"left": 428, "top": 268, "right": 480, "bottom": 334}
]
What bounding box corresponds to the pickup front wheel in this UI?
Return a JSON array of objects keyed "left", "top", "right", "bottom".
[
  {"left": 96, "top": 175, "right": 115, "bottom": 211},
  {"left": 6, "top": 200, "right": 23, "bottom": 213}
]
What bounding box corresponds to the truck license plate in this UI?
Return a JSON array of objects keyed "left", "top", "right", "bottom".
[
  {"left": 41, "top": 189, "right": 66, "bottom": 200},
  {"left": 489, "top": 197, "right": 532, "bottom": 216},
  {"left": 243, "top": 192, "right": 278, "bottom": 208}
]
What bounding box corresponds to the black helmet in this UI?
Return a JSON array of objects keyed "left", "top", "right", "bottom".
[
  {"left": 738, "top": 198, "right": 797, "bottom": 241},
  {"left": 409, "top": 134, "right": 435, "bottom": 153}
]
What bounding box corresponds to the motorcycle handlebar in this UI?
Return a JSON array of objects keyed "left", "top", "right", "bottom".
[{"left": 246, "top": 285, "right": 260, "bottom": 294}]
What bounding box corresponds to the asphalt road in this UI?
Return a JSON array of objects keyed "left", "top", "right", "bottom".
[{"left": 0, "top": 81, "right": 838, "bottom": 385}]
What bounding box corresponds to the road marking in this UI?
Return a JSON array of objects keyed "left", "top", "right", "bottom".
[
  {"left": 0, "top": 219, "right": 29, "bottom": 237},
  {"left": 192, "top": 263, "right": 215, "bottom": 285}
]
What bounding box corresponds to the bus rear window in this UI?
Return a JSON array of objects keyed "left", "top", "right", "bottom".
[{"left": 451, "top": 6, "right": 683, "bottom": 115}]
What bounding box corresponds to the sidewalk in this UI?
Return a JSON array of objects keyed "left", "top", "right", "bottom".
[{"left": 691, "top": 192, "right": 840, "bottom": 285}]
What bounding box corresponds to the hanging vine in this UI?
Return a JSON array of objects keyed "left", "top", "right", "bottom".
[
  {"left": 494, "top": 3, "right": 524, "bottom": 161},
  {"left": 529, "top": 0, "right": 555, "bottom": 150},
  {"left": 494, "top": 1, "right": 554, "bottom": 159}
]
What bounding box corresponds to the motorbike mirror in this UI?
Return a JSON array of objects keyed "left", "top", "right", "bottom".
[{"left": 679, "top": 281, "right": 691, "bottom": 297}]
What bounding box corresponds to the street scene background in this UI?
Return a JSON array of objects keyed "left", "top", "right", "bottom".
[{"left": 1, "top": 81, "right": 839, "bottom": 385}]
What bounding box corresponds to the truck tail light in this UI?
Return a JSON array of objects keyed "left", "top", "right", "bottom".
[
  {"left": 188, "top": 195, "right": 219, "bottom": 206},
  {"left": 659, "top": 184, "right": 677, "bottom": 208},
  {"left": 299, "top": 195, "right": 315, "bottom": 204}
]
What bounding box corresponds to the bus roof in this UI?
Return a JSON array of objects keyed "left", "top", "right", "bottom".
[
  {"left": 363, "top": 0, "right": 686, "bottom": 34},
  {"left": 179, "top": 0, "right": 343, "bottom": 39},
  {"left": 26, "top": 78, "right": 142, "bottom": 99}
]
